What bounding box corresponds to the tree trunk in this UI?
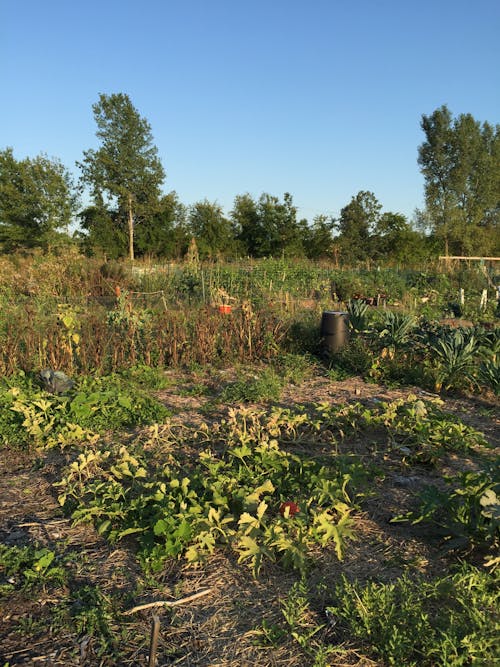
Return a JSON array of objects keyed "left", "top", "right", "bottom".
[{"left": 128, "top": 193, "right": 135, "bottom": 261}]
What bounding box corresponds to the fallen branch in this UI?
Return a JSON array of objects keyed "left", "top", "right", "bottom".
[{"left": 123, "top": 588, "right": 212, "bottom": 616}]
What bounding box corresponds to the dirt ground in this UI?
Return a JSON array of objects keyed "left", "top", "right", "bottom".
[{"left": 0, "top": 372, "right": 498, "bottom": 666}]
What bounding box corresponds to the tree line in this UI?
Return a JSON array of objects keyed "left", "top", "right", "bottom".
[{"left": 1, "top": 94, "right": 498, "bottom": 263}]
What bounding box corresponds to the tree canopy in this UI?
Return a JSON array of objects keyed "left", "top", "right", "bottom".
[
  {"left": 0, "top": 148, "right": 76, "bottom": 252},
  {"left": 418, "top": 105, "right": 500, "bottom": 255},
  {"left": 2, "top": 97, "right": 498, "bottom": 263},
  {"left": 78, "top": 93, "right": 165, "bottom": 260}
]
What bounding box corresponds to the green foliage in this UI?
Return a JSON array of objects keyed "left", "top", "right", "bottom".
[
  {"left": 118, "top": 364, "right": 172, "bottom": 390},
  {"left": 327, "top": 337, "right": 375, "bottom": 377},
  {"left": 335, "top": 191, "right": 382, "bottom": 262},
  {"left": 232, "top": 192, "right": 305, "bottom": 258},
  {"left": 396, "top": 464, "right": 499, "bottom": 554},
  {"left": 55, "top": 406, "right": 368, "bottom": 576},
  {"left": 0, "top": 148, "right": 77, "bottom": 252},
  {"left": 54, "top": 395, "right": 487, "bottom": 580},
  {"left": 346, "top": 299, "right": 370, "bottom": 333},
  {"left": 327, "top": 565, "right": 499, "bottom": 666},
  {"left": 188, "top": 199, "right": 235, "bottom": 259},
  {"left": 428, "top": 329, "right": 479, "bottom": 392},
  {"left": 376, "top": 395, "right": 488, "bottom": 464},
  {"left": 69, "top": 375, "right": 170, "bottom": 431},
  {"left": 273, "top": 352, "right": 316, "bottom": 385},
  {"left": 377, "top": 310, "right": 417, "bottom": 357},
  {"left": 78, "top": 92, "right": 165, "bottom": 260},
  {"left": 0, "top": 544, "right": 67, "bottom": 593},
  {"left": 70, "top": 584, "right": 115, "bottom": 640},
  {"left": 478, "top": 358, "right": 500, "bottom": 395},
  {"left": 0, "top": 372, "right": 170, "bottom": 449},
  {"left": 418, "top": 105, "right": 500, "bottom": 256},
  {"left": 219, "top": 367, "right": 284, "bottom": 403}
]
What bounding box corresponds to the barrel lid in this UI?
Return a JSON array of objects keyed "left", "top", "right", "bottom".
[{"left": 322, "top": 310, "right": 348, "bottom": 316}]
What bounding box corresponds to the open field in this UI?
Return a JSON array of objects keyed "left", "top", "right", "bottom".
[{"left": 0, "top": 256, "right": 499, "bottom": 665}]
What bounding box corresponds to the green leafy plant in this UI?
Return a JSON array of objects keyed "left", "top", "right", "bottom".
[
  {"left": 394, "top": 465, "right": 499, "bottom": 554},
  {"left": 377, "top": 310, "right": 416, "bottom": 359},
  {"left": 477, "top": 358, "right": 500, "bottom": 395},
  {"left": 219, "top": 367, "right": 284, "bottom": 403},
  {"left": 55, "top": 406, "right": 367, "bottom": 576},
  {"left": 327, "top": 565, "right": 499, "bottom": 666},
  {"left": 0, "top": 373, "right": 170, "bottom": 449},
  {"left": 377, "top": 395, "right": 488, "bottom": 464},
  {"left": 0, "top": 545, "right": 67, "bottom": 593},
  {"left": 346, "top": 299, "right": 370, "bottom": 333},
  {"left": 327, "top": 337, "right": 376, "bottom": 377},
  {"left": 429, "top": 329, "right": 479, "bottom": 392}
]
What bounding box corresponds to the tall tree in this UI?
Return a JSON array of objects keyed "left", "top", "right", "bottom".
[
  {"left": 335, "top": 191, "right": 381, "bottom": 263},
  {"left": 188, "top": 200, "right": 234, "bottom": 258},
  {"left": 135, "top": 192, "right": 188, "bottom": 258},
  {"left": 257, "top": 192, "right": 304, "bottom": 257},
  {"left": 303, "top": 214, "right": 335, "bottom": 259},
  {"left": 78, "top": 205, "right": 127, "bottom": 258},
  {"left": 372, "top": 212, "right": 429, "bottom": 264},
  {"left": 231, "top": 193, "right": 262, "bottom": 256},
  {"left": 230, "top": 192, "right": 306, "bottom": 257},
  {"left": 418, "top": 105, "right": 500, "bottom": 255},
  {"left": 78, "top": 93, "right": 165, "bottom": 260},
  {"left": 0, "top": 148, "right": 76, "bottom": 251}
]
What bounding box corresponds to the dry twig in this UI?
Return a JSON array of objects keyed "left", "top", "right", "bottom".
[{"left": 123, "top": 588, "right": 212, "bottom": 616}]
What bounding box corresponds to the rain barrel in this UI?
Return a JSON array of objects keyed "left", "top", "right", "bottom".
[{"left": 320, "top": 311, "right": 349, "bottom": 352}]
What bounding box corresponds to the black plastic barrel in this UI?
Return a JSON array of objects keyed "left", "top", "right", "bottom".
[{"left": 320, "top": 311, "right": 349, "bottom": 352}]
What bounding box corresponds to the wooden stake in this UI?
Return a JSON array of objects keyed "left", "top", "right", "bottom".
[{"left": 148, "top": 614, "right": 160, "bottom": 667}]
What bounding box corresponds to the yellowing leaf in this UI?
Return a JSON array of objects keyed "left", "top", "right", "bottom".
[{"left": 245, "top": 480, "right": 275, "bottom": 505}]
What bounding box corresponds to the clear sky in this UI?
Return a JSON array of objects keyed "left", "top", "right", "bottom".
[{"left": 1, "top": 0, "right": 499, "bottom": 223}]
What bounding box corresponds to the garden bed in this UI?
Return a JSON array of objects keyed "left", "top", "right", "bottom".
[{"left": 0, "top": 366, "right": 498, "bottom": 666}]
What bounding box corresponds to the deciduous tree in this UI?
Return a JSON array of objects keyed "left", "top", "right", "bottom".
[
  {"left": 0, "top": 148, "right": 76, "bottom": 251},
  {"left": 418, "top": 105, "right": 500, "bottom": 255},
  {"left": 335, "top": 191, "right": 381, "bottom": 263},
  {"left": 78, "top": 93, "right": 165, "bottom": 261},
  {"left": 188, "top": 200, "right": 234, "bottom": 258}
]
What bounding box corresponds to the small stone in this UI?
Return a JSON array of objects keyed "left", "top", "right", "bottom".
[{"left": 393, "top": 475, "right": 419, "bottom": 487}]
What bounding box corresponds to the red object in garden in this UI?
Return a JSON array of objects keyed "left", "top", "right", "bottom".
[
  {"left": 279, "top": 501, "right": 300, "bottom": 517},
  {"left": 218, "top": 304, "right": 232, "bottom": 314}
]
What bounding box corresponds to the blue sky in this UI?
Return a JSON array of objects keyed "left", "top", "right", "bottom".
[{"left": 1, "top": 0, "right": 499, "bottom": 223}]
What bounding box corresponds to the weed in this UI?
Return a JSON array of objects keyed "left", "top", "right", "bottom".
[
  {"left": 273, "top": 352, "right": 316, "bottom": 385},
  {"left": 394, "top": 464, "right": 500, "bottom": 554},
  {"left": 219, "top": 367, "right": 284, "bottom": 403},
  {"left": 327, "top": 338, "right": 375, "bottom": 376},
  {"left": 0, "top": 544, "right": 68, "bottom": 593},
  {"left": 326, "top": 564, "right": 499, "bottom": 666}
]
